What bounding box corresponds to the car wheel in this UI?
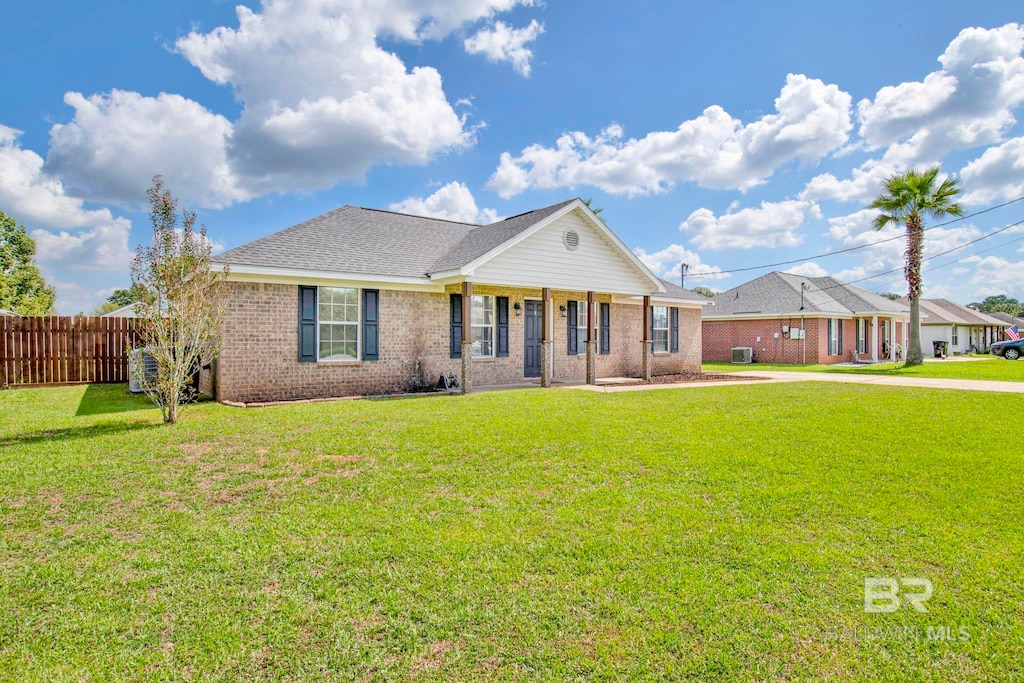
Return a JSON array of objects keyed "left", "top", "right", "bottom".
[{"left": 1006, "top": 348, "right": 1021, "bottom": 361}]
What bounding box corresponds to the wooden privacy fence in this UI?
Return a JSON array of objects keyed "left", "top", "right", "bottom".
[{"left": 1, "top": 316, "right": 145, "bottom": 387}]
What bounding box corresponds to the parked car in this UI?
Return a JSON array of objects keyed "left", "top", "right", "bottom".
[{"left": 991, "top": 338, "right": 1024, "bottom": 360}]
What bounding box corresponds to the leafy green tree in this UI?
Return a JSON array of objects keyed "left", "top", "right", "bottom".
[
  {"left": 869, "top": 167, "right": 963, "bottom": 366},
  {"left": 90, "top": 283, "right": 154, "bottom": 316},
  {"left": 968, "top": 294, "right": 1021, "bottom": 317},
  {"left": 879, "top": 292, "right": 903, "bottom": 301},
  {"left": 692, "top": 285, "right": 716, "bottom": 299},
  {"left": 0, "top": 210, "right": 56, "bottom": 315},
  {"left": 131, "top": 176, "right": 228, "bottom": 424}
]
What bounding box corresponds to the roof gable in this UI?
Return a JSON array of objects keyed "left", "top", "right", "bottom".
[{"left": 466, "top": 204, "right": 663, "bottom": 295}]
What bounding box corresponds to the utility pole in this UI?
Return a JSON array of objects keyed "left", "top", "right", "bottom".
[{"left": 680, "top": 262, "right": 690, "bottom": 288}]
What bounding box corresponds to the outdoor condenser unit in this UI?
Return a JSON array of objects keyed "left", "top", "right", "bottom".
[
  {"left": 731, "top": 347, "right": 753, "bottom": 364},
  {"left": 128, "top": 349, "right": 157, "bottom": 393}
]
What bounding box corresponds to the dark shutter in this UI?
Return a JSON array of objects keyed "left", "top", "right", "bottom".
[
  {"left": 567, "top": 300, "right": 578, "bottom": 355},
  {"left": 838, "top": 318, "right": 844, "bottom": 355},
  {"left": 649, "top": 306, "right": 655, "bottom": 342},
  {"left": 670, "top": 307, "right": 679, "bottom": 353},
  {"left": 450, "top": 293, "right": 462, "bottom": 358},
  {"left": 362, "top": 289, "right": 379, "bottom": 361},
  {"left": 600, "top": 302, "right": 610, "bottom": 355},
  {"left": 298, "top": 286, "right": 317, "bottom": 362},
  {"left": 496, "top": 296, "right": 509, "bottom": 357}
]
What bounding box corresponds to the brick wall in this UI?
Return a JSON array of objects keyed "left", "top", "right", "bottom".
[
  {"left": 703, "top": 317, "right": 825, "bottom": 364},
  {"left": 703, "top": 316, "right": 905, "bottom": 365},
  {"left": 216, "top": 282, "right": 703, "bottom": 402}
]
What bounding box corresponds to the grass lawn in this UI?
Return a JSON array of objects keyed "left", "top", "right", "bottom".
[
  {"left": 1, "top": 383, "right": 1022, "bottom": 680},
  {"left": 704, "top": 354, "right": 1024, "bottom": 382}
]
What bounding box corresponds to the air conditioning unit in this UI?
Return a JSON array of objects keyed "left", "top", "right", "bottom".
[
  {"left": 731, "top": 346, "right": 753, "bottom": 364},
  {"left": 128, "top": 348, "right": 157, "bottom": 393}
]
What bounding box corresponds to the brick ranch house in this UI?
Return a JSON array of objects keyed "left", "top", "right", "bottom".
[
  {"left": 703, "top": 271, "right": 910, "bottom": 365},
  {"left": 208, "top": 198, "right": 710, "bottom": 403}
]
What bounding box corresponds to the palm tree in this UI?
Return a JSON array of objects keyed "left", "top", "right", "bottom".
[{"left": 869, "top": 166, "right": 963, "bottom": 366}]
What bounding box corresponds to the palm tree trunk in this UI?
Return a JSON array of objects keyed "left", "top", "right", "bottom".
[{"left": 905, "top": 213, "right": 924, "bottom": 366}]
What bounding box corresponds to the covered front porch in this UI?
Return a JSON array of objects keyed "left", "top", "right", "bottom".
[
  {"left": 450, "top": 281, "right": 704, "bottom": 393},
  {"left": 850, "top": 314, "right": 910, "bottom": 363}
]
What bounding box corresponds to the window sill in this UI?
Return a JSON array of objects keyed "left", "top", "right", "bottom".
[{"left": 317, "top": 359, "right": 362, "bottom": 365}]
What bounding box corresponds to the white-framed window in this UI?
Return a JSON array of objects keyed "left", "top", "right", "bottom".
[
  {"left": 576, "top": 300, "right": 589, "bottom": 354},
  {"left": 652, "top": 305, "right": 669, "bottom": 353},
  {"left": 856, "top": 319, "right": 867, "bottom": 354},
  {"left": 318, "top": 286, "right": 359, "bottom": 361},
  {"left": 828, "top": 317, "right": 840, "bottom": 356},
  {"left": 471, "top": 295, "right": 495, "bottom": 358},
  {"left": 952, "top": 326, "right": 959, "bottom": 346}
]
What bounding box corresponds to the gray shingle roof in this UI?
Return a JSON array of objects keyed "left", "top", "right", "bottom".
[
  {"left": 986, "top": 311, "right": 1024, "bottom": 327},
  {"left": 657, "top": 279, "right": 713, "bottom": 303},
  {"left": 709, "top": 271, "right": 909, "bottom": 317},
  {"left": 908, "top": 298, "right": 1009, "bottom": 326},
  {"left": 214, "top": 199, "right": 578, "bottom": 278},
  {"left": 427, "top": 199, "right": 577, "bottom": 272}
]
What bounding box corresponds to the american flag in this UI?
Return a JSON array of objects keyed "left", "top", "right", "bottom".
[{"left": 1007, "top": 325, "right": 1021, "bottom": 341}]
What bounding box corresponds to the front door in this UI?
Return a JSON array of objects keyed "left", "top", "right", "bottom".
[{"left": 524, "top": 300, "right": 542, "bottom": 378}]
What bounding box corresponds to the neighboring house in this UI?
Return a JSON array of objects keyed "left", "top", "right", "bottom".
[
  {"left": 100, "top": 303, "right": 140, "bottom": 318},
  {"left": 703, "top": 272, "right": 910, "bottom": 364},
  {"left": 210, "top": 198, "right": 710, "bottom": 403},
  {"left": 904, "top": 298, "right": 1008, "bottom": 355},
  {"left": 986, "top": 310, "right": 1024, "bottom": 336},
  {"left": 0, "top": 308, "right": 17, "bottom": 316}
]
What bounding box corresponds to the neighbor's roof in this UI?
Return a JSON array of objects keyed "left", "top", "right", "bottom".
[
  {"left": 985, "top": 310, "right": 1024, "bottom": 327},
  {"left": 708, "top": 271, "right": 910, "bottom": 317},
  {"left": 0, "top": 308, "right": 17, "bottom": 316},
  {"left": 908, "top": 298, "right": 1009, "bottom": 327},
  {"left": 214, "top": 199, "right": 577, "bottom": 278},
  {"left": 100, "top": 303, "right": 140, "bottom": 318}
]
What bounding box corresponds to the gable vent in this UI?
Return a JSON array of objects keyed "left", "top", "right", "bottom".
[{"left": 563, "top": 229, "right": 580, "bottom": 251}]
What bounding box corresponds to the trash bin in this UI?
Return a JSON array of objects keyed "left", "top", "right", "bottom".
[{"left": 932, "top": 341, "right": 947, "bottom": 358}]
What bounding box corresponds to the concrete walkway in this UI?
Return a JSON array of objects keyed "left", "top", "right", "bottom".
[
  {"left": 566, "top": 371, "right": 1024, "bottom": 394},
  {"left": 737, "top": 371, "right": 1024, "bottom": 394}
]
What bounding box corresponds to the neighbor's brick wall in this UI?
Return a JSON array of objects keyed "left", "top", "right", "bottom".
[
  {"left": 703, "top": 317, "right": 905, "bottom": 365},
  {"left": 216, "top": 281, "right": 703, "bottom": 402},
  {"left": 703, "top": 318, "right": 826, "bottom": 364}
]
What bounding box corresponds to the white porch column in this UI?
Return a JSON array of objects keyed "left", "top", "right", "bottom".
[{"left": 871, "top": 315, "right": 878, "bottom": 363}]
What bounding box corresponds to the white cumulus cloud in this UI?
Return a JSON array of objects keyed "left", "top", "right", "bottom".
[
  {"left": 959, "top": 136, "right": 1024, "bottom": 205},
  {"left": 856, "top": 23, "right": 1024, "bottom": 163},
  {"left": 464, "top": 20, "right": 544, "bottom": 76},
  {"left": 783, "top": 262, "right": 829, "bottom": 277},
  {"left": 679, "top": 199, "right": 822, "bottom": 251},
  {"left": 487, "top": 74, "right": 853, "bottom": 198},
  {"left": 45, "top": 90, "right": 243, "bottom": 209},
  {"left": 38, "top": 0, "right": 539, "bottom": 208},
  {"left": 633, "top": 244, "right": 728, "bottom": 282},
  {"left": 389, "top": 181, "right": 499, "bottom": 223}
]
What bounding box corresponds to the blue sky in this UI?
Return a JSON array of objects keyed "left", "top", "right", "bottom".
[{"left": 2, "top": 1, "right": 1023, "bottom": 312}]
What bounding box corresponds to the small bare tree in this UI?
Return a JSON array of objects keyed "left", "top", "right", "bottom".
[{"left": 131, "top": 176, "right": 228, "bottom": 423}]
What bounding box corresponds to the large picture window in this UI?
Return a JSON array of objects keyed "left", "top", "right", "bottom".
[
  {"left": 471, "top": 295, "right": 495, "bottom": 358},
  {"left": 652, "top": 305, "right": 669, "bottom": 353},
  {"left": 318, "top": 287, "right": 359, "bottom": 361}
]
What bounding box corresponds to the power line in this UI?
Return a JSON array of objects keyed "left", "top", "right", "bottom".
[
  {"left": 810, "top": 217, "right": 1024, "bottom": 292},
  {"left": 706, "top": 194, "right": 1024, "bottom": 276}
]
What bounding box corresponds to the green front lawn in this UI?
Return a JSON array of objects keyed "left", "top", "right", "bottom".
[
  {"left": 1, "top": 383, "right": 1022, "bottom": 680},
  {"left": 704, "top": 355, "right": 1024, "bottom": 382}
]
